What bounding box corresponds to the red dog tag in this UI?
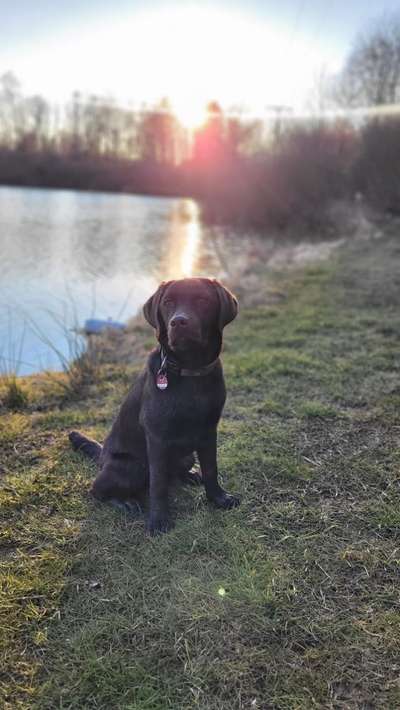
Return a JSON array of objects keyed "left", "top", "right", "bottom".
[{"left": 156, "top": 372, "right": 168, "bottom": 390}]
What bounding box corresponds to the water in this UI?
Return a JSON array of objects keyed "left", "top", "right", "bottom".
[{"left": 0, "top": 187, "right": 231, "bottom": 375}]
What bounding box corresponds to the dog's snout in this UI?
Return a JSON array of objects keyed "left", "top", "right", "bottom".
[{"left": 170, "top": 315, "right": 188, "bottom": 328}]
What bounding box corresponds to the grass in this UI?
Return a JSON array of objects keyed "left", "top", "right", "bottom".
[
  {"left": 0, "top": 319, "right": 29, "bottom": 411},
  {"left": 1, "top": 231, "right": 400, "bottom": 708},
  {"left": 0, "top": 376, "right": 29, "bottom": 410}
]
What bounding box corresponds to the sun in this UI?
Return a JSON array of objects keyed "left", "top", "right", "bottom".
[{"left": 173, "top": 100, "right": 207, "bottom": 130}]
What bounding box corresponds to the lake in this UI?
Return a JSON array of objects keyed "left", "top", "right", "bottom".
[{"left": 0, "top": 187, "right": 243, "bottom": 375}]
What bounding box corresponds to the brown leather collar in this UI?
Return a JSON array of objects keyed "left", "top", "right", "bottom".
[{"left": 159, "top": 347, "right": 220, "bottom": 377}]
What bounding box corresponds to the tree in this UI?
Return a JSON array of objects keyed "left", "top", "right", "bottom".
[
  {"left": 136, "top": 99, "right": 181, "bottom": 164},
  {"left": 192, "top": 102, "right": 225, "bottom": 164},
  {"left": 0, "top": 72, "right": 24, "bottom": 147},
  {"left": 337, "top": 14, "right": 400, "bottom": 107},
  {"left": 23, "top": 95, "right": 50, "bottom": 151},
  {"left": 225, "top": 113, "right": 262, "bottom": 157}
]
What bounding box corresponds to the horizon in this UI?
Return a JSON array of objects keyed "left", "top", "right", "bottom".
[{"left": 2, "top": 0, "right": 400, "bottom": 126}]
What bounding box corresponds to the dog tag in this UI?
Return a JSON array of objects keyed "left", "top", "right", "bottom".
[{"left": 156, "top": 372, "right": 168, "bottom": 390}]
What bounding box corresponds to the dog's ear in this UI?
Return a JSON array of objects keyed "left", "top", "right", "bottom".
[
  {"left": 143, "top": 281, "right": 173, "bottom": 336},
  {"left": 212, "top": 280, "right": 239, "bottom": 330}
]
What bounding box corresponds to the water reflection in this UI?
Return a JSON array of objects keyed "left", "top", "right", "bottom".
[
  {"left": 180, "top": 201, "right": 201, "bottom": 276},
  {"left": 161, "top": 199, "right": 201, "bottom": 280}
]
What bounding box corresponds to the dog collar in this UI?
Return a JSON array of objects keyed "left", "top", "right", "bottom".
[{"left": 156, "top": 347, "right": 220, "bottom": 389}]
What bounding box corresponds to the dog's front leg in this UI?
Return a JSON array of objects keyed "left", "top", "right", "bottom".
[
  {"left": 197, "top": 431, "right": 240, "bottom": 510},
  {"left": 146, "top": 435, "right": 171, "bottom": 535}
]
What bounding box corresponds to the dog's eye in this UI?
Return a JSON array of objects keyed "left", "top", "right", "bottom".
[{"left": 163, "top": 298, "right": 174, "bottom": 306}]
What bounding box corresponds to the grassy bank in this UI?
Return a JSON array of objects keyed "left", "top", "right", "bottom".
[{"left": 1, "top": 230, "right": 400, "bottom": 709}]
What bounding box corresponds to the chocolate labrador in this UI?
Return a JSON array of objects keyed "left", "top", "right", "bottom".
[{"left": 69, "top": 278, "right": 240, "bottom": 535}]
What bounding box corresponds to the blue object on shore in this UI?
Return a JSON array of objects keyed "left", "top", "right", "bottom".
[{"left": 84, "top": 318, "right": 126, "bottom": 335}]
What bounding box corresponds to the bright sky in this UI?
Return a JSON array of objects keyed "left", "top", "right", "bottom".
[{"left": 1, "top": 0, "right": 399, "bottom": 123}]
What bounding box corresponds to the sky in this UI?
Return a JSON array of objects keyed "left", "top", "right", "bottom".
[{"left": 1, "top": 0, "right": 400, "bottom": 123}]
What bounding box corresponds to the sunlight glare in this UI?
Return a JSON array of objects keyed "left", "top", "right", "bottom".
[
  {"left": 9, "top": 5, "right": 342, "bottom": 119},
  {"left": 180, "top": 201, "right": 201, "bottom": 276},
  {"left": 163, "top": 199, "right": 201, "bottom": 279}
]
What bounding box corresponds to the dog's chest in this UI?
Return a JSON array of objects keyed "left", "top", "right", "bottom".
[{"left": 143, "top": 375, "right": 225, "bottom": 444}]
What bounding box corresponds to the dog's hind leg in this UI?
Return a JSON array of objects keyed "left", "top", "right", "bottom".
[
  {"left": 91, "top": 457, "right": 148, "bottom": 508},
  {"left": 69, "top": 430, "right": 102, "bottom": 463}
]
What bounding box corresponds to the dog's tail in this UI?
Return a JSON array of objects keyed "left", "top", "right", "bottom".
[{"left": 69, "top": 430, "right": 102, "bottom": 463}]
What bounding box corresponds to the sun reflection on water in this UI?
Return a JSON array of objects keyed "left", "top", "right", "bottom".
[
  {"left": 163, "top": 199, "right": 201, "bottom": 279},
  {"left": 180, "top": 200, "right": 201, "bottom": 277}
]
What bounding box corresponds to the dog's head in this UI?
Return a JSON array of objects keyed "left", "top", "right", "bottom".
[{"left": 143, "top": 278, "right": 238, "bottom": 355}]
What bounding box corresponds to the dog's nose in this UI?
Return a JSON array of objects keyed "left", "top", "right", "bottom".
[{"left": 170, "top": 315, "right": 188, "bottom": 328}]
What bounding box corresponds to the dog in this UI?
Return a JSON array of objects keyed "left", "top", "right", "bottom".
[{"left": 69, "top": 277, "right": 240, "bottom": 535}]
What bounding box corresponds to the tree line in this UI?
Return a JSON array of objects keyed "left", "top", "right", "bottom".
[{"left": 0, "top": 75, "right": 261, "bottom": 164}]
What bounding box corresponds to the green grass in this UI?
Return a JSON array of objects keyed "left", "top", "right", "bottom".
[{"left": 1, "top": 233, "right": 400, "bottom": 708}]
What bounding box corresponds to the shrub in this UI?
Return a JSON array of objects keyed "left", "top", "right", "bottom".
[
  {"left": 0, "top": 376, "right": 28, "bottom": 411},
  {"left": 199, "top": 122, "right": 357, "bottom": 231},
  {"left": 354, "top": 117, "right": 400, "bottom": 213}
]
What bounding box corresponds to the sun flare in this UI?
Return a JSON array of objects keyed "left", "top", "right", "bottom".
[{"left": 173, "top": 102, "right": 207, "bottom": 131}]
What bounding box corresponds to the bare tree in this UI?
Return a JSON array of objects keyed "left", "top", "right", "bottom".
[
  {"left": 0, "top": 72, "right": 24, "bottom": 147},
  {"left": 337, "top": 13, "right": 400, "bottom": 107},
  {"left": 306, "top": 67, "right": 338, "bottom": 115},
  {"left": 0, "top": 74, "right": 52, "bottom": 151},
  {"left": 192, "top": 102, "right": 225, "bottom": 164},
  {"left": 23, "top": 95, "right": 50, "bottom": 151},
  {"left": 137, "top": 99, "right": 181, "bottom": 164}
]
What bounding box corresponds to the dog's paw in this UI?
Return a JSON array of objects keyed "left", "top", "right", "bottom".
[
  {"left": 146, "top": 514, "right": 172, "bottom": 536},
  {"left": 208, "top": 491, "right": 240, "bottom": 510}
]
